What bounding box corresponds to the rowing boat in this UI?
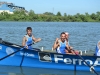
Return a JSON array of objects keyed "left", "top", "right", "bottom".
[{"left": 0, "top": 39, "right": 100, "bottom": 72}]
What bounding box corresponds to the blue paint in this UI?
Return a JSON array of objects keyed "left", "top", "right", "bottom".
[
  {"left": 0, "top": 43, "right": 100, "bottom": 72},
  {"left": 25, "top": 35, "right": 33, "bottom": 49}
]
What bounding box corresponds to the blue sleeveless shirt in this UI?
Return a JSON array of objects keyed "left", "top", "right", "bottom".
[
  {"left": 56, "top": 40, "right": 66, "bottom": 54},
  {"left": 25, "top": 35, "right": 33, "bottom": 50}
]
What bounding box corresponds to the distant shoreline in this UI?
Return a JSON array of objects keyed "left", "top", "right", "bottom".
[{"left": 0, "top": 10, "right": 100, "bottom": 22}]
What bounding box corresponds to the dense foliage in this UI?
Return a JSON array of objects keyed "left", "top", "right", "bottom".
[{"left": 0, "top": 10, "right": 100, "bottom": 22}]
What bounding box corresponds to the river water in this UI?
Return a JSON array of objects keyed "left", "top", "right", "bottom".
[{"left": 0, "top": 22, "right": 100, "bottom": 75}]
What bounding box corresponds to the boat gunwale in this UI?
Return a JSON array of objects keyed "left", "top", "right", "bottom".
[{"left": 0, "top": 41, "right": 99, "bottom": 57}]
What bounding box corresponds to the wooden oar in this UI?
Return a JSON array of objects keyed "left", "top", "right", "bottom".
[
  {"left": 0, "top": 43, "right": 33, "bottom": 61},
  {"left": 73, "top": 50, "right": 99, "bottom": 75}
]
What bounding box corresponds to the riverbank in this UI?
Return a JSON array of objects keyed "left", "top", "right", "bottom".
[{"left": 0, "top": 10, "right": 100, "bottom": 22}]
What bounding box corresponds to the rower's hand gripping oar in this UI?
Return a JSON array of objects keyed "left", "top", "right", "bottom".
[
  {"left": 73, "top": 50, "right": 99, "bottom": 75},
  {"left": 0, "top": 43, "right": 33, "bottom": 61}
]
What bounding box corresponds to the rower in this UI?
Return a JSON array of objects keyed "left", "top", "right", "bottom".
[
  {"left": 22, "top": 27, "right": 41, "bottom": 50},
  {"left": 95, "top": 41, "right": 100, "bottom": 56},
  {"left": 53, "top": 32, "right": 74, "bottom": 54},
  {"left": 65, "top": 32, "right": 79, "bottom": 54}
]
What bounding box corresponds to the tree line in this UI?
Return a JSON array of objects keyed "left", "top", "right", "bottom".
[{"left": 0, "top": 10, "right": 100, "bottom": 22}]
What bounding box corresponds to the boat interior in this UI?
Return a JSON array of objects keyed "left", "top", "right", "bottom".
[{"left": 0, "top": 38, "right": 95, "bottom": 56}]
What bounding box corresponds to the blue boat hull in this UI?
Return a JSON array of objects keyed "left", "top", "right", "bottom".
[{"left": 0, "top": 43, "right": 100, "bottom": 71}]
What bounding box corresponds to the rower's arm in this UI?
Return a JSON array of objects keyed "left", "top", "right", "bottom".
[
  {"left": 66, "top": 42, "right": 70, "bottom": 50},
  {"left": 66, "top": 50, "right": 73, "bottom": 54},
  {"left": 98, "top": 41, "right": 100, "bottom": 49},
  {"left": 70, "top": 50, "right": 75, "bottom": 55},
  {"left": 32, "top": 36, "right": 41, "bottom": 43},
  {"left": 53, "top": 38, "right": 59, "bottom": 50},
  {"left": 22, "top": 36, "right": 26, "bottom": 46},
  {"left": 65, "top": 42, "right": 75, "bottom": 54}
]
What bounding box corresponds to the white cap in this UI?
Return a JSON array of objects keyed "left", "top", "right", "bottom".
[{"left": 65, "top": 32, "right": 69, "bottom": 35}]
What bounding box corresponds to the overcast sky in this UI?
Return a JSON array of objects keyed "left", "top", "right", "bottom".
[{"left": 1, "top": 0, "right": 100, "bottom": 15}]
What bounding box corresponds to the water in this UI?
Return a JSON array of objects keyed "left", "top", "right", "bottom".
[
  {"left": 0, "top": 66, "right": 99, "bottom": 75},
  {"left": 0, "top": 22, "right": 100, "bottom": 75},
  {"left": 0, "top": 22, "right": 100, "bottom": 51}
]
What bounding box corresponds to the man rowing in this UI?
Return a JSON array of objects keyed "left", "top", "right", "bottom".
[
  {"left": 95, "top": 41, "right": 100, "bottom": 56},
  {"left": 53, "top": 32, "right": 75, "bottom": 54},
  {"left": 22, "top": 27, "right": 41, "bottom": 50},
  {"left": 65, "top": 32, "right": 70, "bottom": 47},
  {"left": 65, "top": 32, "right": 79, "bottom": 54}
]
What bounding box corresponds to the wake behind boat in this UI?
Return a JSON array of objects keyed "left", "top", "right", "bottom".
[{"left": 0, "top": 38, "right": 100, "bottom": 72}]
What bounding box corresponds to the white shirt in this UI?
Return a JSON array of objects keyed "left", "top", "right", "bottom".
[{"left": 97, "top": 50, "right": 100, "bottom": 56}]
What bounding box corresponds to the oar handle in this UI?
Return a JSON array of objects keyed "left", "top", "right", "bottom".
[{"left": 21, "top": 43, "right": 34, "bottom": 48}]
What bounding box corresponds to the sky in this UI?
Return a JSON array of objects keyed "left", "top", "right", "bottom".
[{"left": 1, "top": 0, "right": 100, "bottom": 15}]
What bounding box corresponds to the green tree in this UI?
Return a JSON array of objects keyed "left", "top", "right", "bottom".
[
  {"left": 43, "top": 12, "right": 54, "bottom": 16},
  {"left": 28, "top": 10, "right": 36, "bottom": 21},
  {"left": 95, "top": 12, "right": 100, "bottom": 21},
  {"left": 90, "top": 13, "right": 97, "bottom": 20},
  {"left": 56, "top": 12, "right": 62, "bottom": 16},
  {"left": 96, "top": 11, "right": 100, "bottom": 16},
  {"left": 85, "top": 12, "right": 89, "bottom": 16},
  {"left": 28, "top": 10, "right": 35, "bottom": 17},
  {"left": 0, "top": 14, "right": 5, "bottom": 21},
  {"left": 0, "top": 9, "right": 100, "bottom": 22},
  {"left": 64, "top": 13, "right": 67, "bottom": 17}
]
